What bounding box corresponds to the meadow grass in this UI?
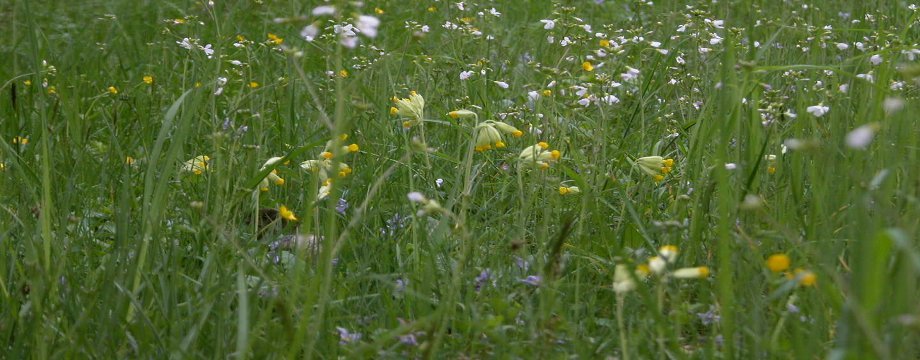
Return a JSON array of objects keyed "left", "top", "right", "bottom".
[{"left": 2, "top": 0, "right": 920, "bottom": 358}]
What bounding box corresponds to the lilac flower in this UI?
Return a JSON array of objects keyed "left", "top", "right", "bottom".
[
  {"left": 520, "top": 275, "right": 542, "bottom": 287},
  {"left": 399, "top": 334, "right": 418, "bottom": 346},
  {"left": 474, "top": 269, "right": 491, "bottom": 292},
  {"left": 336, "top": 198, "right": 349, "bottom": 214},
  {"left": 336, "top": 327, "right": 362, "bottom": 344}
]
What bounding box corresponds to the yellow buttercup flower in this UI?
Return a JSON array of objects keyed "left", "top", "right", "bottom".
[
  {"left": 279, "top": 205, "right": 298, "bottom": 221},
  {"left": 143, "top": 76, "right": 154, "bottom": 85},
  {"left": 108, "top": 86, "right": 118, "bottom": 95},
  {"left": 267, "top": 33, "right": 284, "bottom": 45},
  {"left": 582, "top": 61, "right": 594, "bottom": 72},
  {"left": 766, "top": 254, "right": 790, "bottom": 273}
]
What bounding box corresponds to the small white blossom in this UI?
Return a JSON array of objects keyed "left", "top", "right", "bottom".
[
  {"left": 846, "top": 124, "right": 878, "bottom": 150},
  {"left": 806, "top": 104, "right": 829, "bottom": 117},
  {"left": 312, "top": 5, "right": 336, "bottom": 16},
  {"left": 869, "top": 54, "right": 883, "bottom": 65},
  {"left": 459, "top": 71, "right": 474, "bottom": 80},
  {"left": 539, "top": 19, "right": 555, "bottom": 30}
]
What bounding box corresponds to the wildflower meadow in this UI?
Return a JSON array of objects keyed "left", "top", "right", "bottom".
[{"left": 3, "top": 0, "right": 920, "bottom": 358}]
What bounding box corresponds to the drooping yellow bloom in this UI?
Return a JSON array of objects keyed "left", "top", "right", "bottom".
[
  {"left": 258, "top": 157, "right": 286, "bottom": 191},
  {"left": 613, "top": 264, "right": 636, "bottom": 294},
  {"left": 635, "top": 156, "right": 675, "bottom": 182},
  {"left": 519, "top": 142, "right": 561, "bottom": 169},
  {"left": 659, "top": 245, "right": 679, "bottom": 263},
  {"left": 672, "top": 266, "right": 710, "bottom": 279},
  {"left": 267, "top": 33, "right": 284, "bottom": 45},
  {"left": 181, "top": 155, "right": 210, "bottom": 175},
  {"left": 474, "top": 123, "right": 504, "bottom": 151},
  {"left": 278, "top": 205, "right": 298, "bottom": 221},
  {"left": 393, "top": 91, "right": 425, "bottom": 127},
  {"left": 766, "top": 254, "right": 791, "bottom": 273},
  {"left": 448, "top": 109, "right": 477, "bottom": 120},
  {"left": 789, "top": 268, "right": 817, "bottom": 287},
  {"left": 558, "top": 186, "right": 580, "bottom": 195}
]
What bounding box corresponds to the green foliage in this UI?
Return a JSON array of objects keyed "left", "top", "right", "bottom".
[{"left": 1, "top": 0, "right": 919, "bottom": 358}]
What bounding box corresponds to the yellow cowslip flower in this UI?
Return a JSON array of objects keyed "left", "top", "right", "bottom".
[
  {"left": 258, "top": 157, "right": 286, "bottom": 191},
  {"left": 143, "top": 76, "right": 154, "bottom": 85},
  {"left": 278, "top": 205, "right": 298, "bottom": 221},
  {"left": 789, "top": 268, "right": 817, "bottom": 287},
  {"left": 317, "top": 182, "right": 332, "bottom": 200},
  {"left": 47, "top": 86, "right": 57, "bottom": 95},
  {"left": 321, "top": 151, "right": 334, "bottom": 159},
  {"left": 0, "top": 162, "right": 5, "bottom": 171},
  {"left": 765, "top": 154, "right": 777, "bottom": 174},
  {"left": 518, "top": 142, "right": 561, "bottom": 169},
  {"left": 672, "top": 266, "right": 710, "bottom": 279},
  {"left": 635, "top": 264, "right": 651, "bottom": 278},
  {"left": 582, "top": 61, "right": 594, "bottom": 72},
  {"left": 108, "top": 86, "right": 118, "bottom": 95},
  {"left": 599, "top": 39, "right": 611, "bottom": 48},
  {"left": 389, "top": 107, "right": 399, "bottom": 116},
  {"left": 394, "top": 91, "right": 425, "bottom": 127},
  {"left": 347, "top": 143, "right": 359, "bottom": 152},
  {"left": 659, "top": 245, "right": 679, "bottom": 263},
  {"left": 474, "top": 123, "right": 503, "bottom": 152},
  {"left": 492, "top": 121, "right": 524, "bottom": 138},
  {"left": 766, "top": 254, "right": 790, "bottom": 273},
  {"left": 648, "top": 256, "right": 667, "bottom": 275},
  {"left": 448, "top": 109, "right": 476, "bottom": 120},
  {"left": 267, "top": 33, "right": 283, "bottom": 45},
  {"left": 635, "top": 156, "right": 675, "bottom": 182},
  {"left": 558, "top": 185, "right": 580, "bottom": 195},
  {"left": 249, "top": 81, "right": 260, "bottom": 88},
  {"left": 181, "top": 155, "right": 210, "bottom": 175},
  {"left": 613, "top": 264, "right": 636, "bottom": 294},
  {"left": 12, "top": 136, "right": 29, "bottom": 145}
]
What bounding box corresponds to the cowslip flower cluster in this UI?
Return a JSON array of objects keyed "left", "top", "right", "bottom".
[
  {"left": 635, "top": 155, "right": 675, "bottom": 182},
  {"left": 300, "top": 135, "right": 359, "bottom": 200},
  {"left": 518, "top": 142, "right": 561, "bottom": 169},
  {"left": 638, "top": 245, "right": 710, "bottom": 280},
  {"left": 766, "top": 253, "right": 817, "bottom": 287},
  {"left": 391, "top": 91, "right": 425, "bottom": 128},
  {"left": 181, "top": 155, "right": 211, "bottom": 175},
  {"left": 258, "top": 157, "right": 287, "bottom": 192},
  {"left": 474, "top": 120, "right": 523, "bottom": 152},
  {"left": 558, "top": 185, "right": 580, "bottom": 195}
]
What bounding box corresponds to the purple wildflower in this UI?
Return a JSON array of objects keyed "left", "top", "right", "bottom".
[
  {"left": 336, "top": 327, "right": 362, "bottom": 345},
  {"left": 520, "top": 275, "right": 542, "bottom": 287}
]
